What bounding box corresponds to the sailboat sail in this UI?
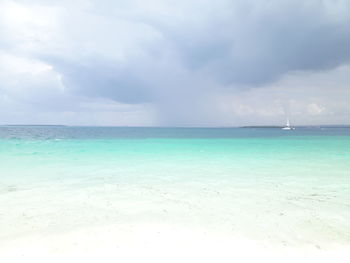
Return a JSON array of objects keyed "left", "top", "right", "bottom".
[{"left": 282, "top": 117, "right": 294, "bottom": 130}]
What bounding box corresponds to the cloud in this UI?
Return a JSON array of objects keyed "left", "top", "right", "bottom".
[
  {"left": 0, "top": 0, "right": 350, "bottom": 125},
  {"left": 216, "top": 65, "right": 350, "bottom": 125}
]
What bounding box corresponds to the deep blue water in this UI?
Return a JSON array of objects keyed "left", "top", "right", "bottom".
[{"left": 1, "top": 126, "right": 350, "bottom": 140}]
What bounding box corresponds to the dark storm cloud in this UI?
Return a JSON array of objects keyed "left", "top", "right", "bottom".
[
  {"left": 42, "top": 0, "right": 350, "bottom": 104},
  {"left": 145, "top": 0, "right": 350, "bottom": 85}
]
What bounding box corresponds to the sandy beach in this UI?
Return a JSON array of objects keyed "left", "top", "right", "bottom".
[{"left": 1, "top": 223, "right": 349, "bottom": 263}]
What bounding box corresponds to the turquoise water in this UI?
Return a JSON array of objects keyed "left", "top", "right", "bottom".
[{"left": 1, "top": 126, "right": 350, "bottom": 249}]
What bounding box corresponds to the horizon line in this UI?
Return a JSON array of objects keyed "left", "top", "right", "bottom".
[{"left": 1, "top": 124, "right": 350, "bottom": 128}]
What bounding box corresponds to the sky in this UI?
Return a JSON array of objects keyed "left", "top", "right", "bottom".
[{"left": 0, "top": 0, "right": 350, "bottom": 126}]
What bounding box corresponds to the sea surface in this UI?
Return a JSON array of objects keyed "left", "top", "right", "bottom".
[{"left": 1, "top": 126, "right": 350, "bottom": 261}]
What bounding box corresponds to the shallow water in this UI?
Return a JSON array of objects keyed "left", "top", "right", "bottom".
[{"left": 1, "top": 126, "right": 350, "bottom": 252}]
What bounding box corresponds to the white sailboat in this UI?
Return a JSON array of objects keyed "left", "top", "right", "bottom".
[{"left": 282, "top": 118, "right": 295, "bottom": 130}]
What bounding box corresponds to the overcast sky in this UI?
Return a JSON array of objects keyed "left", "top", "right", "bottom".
[{"left": 1, "top": 0, "right": 350, "bottom": 126}]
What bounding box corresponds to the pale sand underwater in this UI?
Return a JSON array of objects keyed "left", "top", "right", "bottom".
[{"left": 0, "top": 127, "right": 350, "bottom": 262}]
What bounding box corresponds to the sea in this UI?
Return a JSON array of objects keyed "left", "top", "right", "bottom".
[{"left": 0, "top": 126, "right": 349, "bottom": 262}]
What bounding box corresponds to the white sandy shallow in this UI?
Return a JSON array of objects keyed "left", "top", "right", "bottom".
[
  {"left": 1, "top": 223, "right": 349, "bottom": 263},
  {"left": 2, "top": 160, "right": 350, "bottom": 262},
  {"left": 1, "top": 178, "right": 350, "bottom": 263}
]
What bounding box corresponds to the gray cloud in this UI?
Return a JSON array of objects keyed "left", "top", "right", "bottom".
[
  {"left": 51, "top": 59, "right": 154, "bottom": 104},
  {"left": 0, "top": 0, "right": 350, "bottom": 126},
  {"left": 149, "top": 0, "right": 350, "bottom": 85}
]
